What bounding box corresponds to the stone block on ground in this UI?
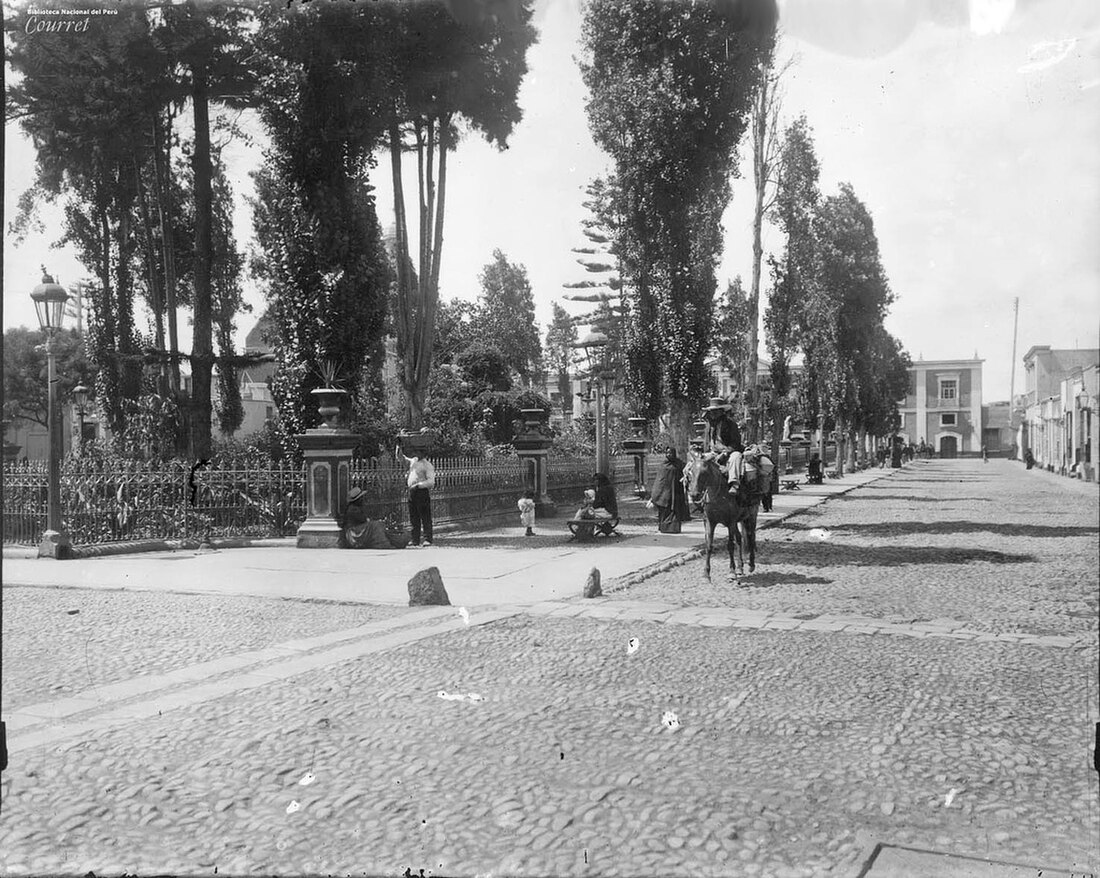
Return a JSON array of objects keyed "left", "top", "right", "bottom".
[
  {"left": 583, "top": 567, "right": 602, "bottom": 598},
  {"left": 408, "top": 567, "right": 450, "bottom": 606}
]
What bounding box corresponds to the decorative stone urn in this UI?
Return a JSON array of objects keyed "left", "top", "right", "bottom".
[
  {"left": 295, "top": 388, "right": 358, "bottom": 548},
  {"left": 621, "top": 416, "right": 652, "bottom": 498},
  {"left": 512, "top": 407, "right": 555, "bottom": 515}
]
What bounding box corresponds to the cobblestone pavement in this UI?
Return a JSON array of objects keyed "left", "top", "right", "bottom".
[
  {"left": 0, "top": 459, "right": 1096, "bottom": 878},
  {"left": 618, "top": 459, "right": 1099, "bottom": 638},
  {"left": 1, "top": 587, "right": 412, "bottom": 710}
]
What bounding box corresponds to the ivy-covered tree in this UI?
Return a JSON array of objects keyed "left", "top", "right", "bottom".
[
  {"left": 251, "top": 3, "right": 392, "bottom": 447},
  {"left": 580, "top": 0, "right": 777, "bottom": 451}
]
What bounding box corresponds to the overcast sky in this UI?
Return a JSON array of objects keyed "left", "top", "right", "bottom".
[{"left": 5, "top": 0, "right": 1098, "bottom": 405}]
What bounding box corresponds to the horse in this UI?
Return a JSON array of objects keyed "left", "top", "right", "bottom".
[{"left": 683, "top": 452, "right": 759, "bottom": 580}]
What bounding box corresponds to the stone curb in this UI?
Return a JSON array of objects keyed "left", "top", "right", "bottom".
[
  {"left": 3, "top": 536, "right": 297, "bottom": 560},
  {"left": 605, "top": 468, "right": 897, "bottom": 593}
]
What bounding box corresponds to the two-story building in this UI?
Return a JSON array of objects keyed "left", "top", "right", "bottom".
[{"left": 896, "top": 357, "right": 983, "bottom": 457}]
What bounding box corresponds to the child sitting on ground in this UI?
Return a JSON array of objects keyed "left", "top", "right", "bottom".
[
  {"left": 572, "top": 488, "right": 597, "bottom": 539},
  {"left": 518, "top": 490, "right": 536, "bottom": 537}
]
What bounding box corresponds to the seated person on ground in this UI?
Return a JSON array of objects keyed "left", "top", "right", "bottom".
[
  {"left": 343, "top": 488, "right": 407, "bottom": 549},
  {"left": 592, "top": 473, "right": 618, "bottom": 519}
]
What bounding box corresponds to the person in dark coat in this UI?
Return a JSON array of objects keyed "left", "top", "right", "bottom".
[
  {"left": 701, "top": 397, "right": 744, "bottom": 458},
  {"left": 592, "top": 472, "right": 618, "bottom": 518},
  {"left": 649, "top": 447, "right": 690, "bottom": 532}
]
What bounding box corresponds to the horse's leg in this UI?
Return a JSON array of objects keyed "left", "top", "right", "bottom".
[
  {"left": 704, "top": 517, "right": 713, "bottom": 579},
  {"left": 726, "top": 519, "right": 739, "bottom": 579},
  {"left": 746, "top": 515, "right": 756, "bottom": 573}
]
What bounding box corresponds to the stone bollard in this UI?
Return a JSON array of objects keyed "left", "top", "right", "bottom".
[
  {"left": 583, "top": 567, "right": 602, "bottom": 598},
  {"left": 408, "top": 567, "right": 451, "bottom": 606}
]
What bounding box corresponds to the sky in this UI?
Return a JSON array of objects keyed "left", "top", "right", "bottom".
[{"left": 4, "top": 0, "right": 1099, "bottom": 406}]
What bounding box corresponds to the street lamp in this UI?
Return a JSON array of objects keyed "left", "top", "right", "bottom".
[
  {"left": 73, "top": 384, "right": 90, "bottom": 455},
  {"left": 574, "top": 330, "right": 615, "bottom": 475},
  {"left": 30, "top": 271, "right": 72, "bottom": 558}
]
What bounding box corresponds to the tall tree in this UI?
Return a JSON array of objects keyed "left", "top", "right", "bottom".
[
  {"left": 810, "top": 182, "right": 894, "bottom": 474},
  {"left": 580, "top": 0, "right": 777, "bottom": 452},
  {"left": 7, "top": 3, "right": 167, "bottom": 436},
  {"left": 714, "top": 276, "right": 753, "bottom": 417},
  {"left": 252, "top": 2, "right": 392, "bottom": 447},
  {"left": 472, "top": 249, "right": 542, "bottom": 384},
  {"left": 545, "top": 302, "right": 578, "bottom": 422},
  {"left": 156, "top": 1, "right": 258, "bottom": 458},
  {"left": 765, "top": 114, "right": 820, "bottom": 475},
  {"left": 383, "top": 0, "right": 538, "bottom": 429},
  {"left": 745, "top": 57, "right": 791, "bottom": 442}
]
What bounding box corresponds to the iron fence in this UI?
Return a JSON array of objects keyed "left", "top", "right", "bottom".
[{"left": 3, "top": 453, "right": 638, "bottom": 547}]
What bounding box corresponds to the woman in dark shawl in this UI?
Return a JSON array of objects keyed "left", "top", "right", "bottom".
[
  {"left": 649, "top": 447, "right": 690, "bottom": 532},
  {"left": 592, "top": 472, "right": 618, "bottom": 519}
]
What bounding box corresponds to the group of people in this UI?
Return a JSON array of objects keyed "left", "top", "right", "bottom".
[
  {"left": 647, "top": 397, "right": 776, "bottom": 533},
  {"left": 343, "top": 397, "right": 776, "bottom": 548}
]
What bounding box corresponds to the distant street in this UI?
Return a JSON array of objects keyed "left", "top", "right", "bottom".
[{"left": 1, "top": 459, "right": 1097, "bottom": 878}]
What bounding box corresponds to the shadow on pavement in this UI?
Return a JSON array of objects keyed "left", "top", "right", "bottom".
[
  {"left": 832, "top": 494, "right": 994, "bottom": 503},
  {"left": 823, "top": 521, "right": 1099, "bottom": 538},
  {"left": 734, "top": 570, "right": 833, "bottom": 588},
  {"left": 760, "top": 541, "right": 1036, "bottom": 568}
]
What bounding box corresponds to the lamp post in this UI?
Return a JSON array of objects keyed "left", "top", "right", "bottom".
[
  {"left": 73, "top": 384, "right": 90, "bottom": 456},
  {"left": 30, "top": 272, "right": 72, "bottom": 559},
  {"left": 574, "top": 331, "right": 614, "bottom": 475}
]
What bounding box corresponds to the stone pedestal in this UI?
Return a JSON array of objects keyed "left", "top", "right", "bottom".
[
  {"left": 39, "top": 528, "right": 72, "bottom": 559},
  {"left": 296, "top": 389, "right": 357, "bottom": 549},
  {"left": 690, "top": 419, "right": 707, "bottom": 456},
  {"left": 622, "top": 417, "right": 651, "bottom": 498},
  {"left": 513, "top": 408, "right": 555, "bottom": 516}
]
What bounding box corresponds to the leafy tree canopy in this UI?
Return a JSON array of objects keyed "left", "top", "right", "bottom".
[{"left": 2, "top": 328, "right": 97, "bottom": 429}]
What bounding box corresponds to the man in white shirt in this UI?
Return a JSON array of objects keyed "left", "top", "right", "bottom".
[{"left": 398, "top": 445, "right": 436, "bottom": 546}]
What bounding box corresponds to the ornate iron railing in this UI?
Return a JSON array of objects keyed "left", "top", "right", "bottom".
[{"left": 3, "top": 453, "right": 639, "bottom": 547}]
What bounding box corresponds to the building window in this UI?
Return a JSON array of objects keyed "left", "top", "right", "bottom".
[
  {"left": 266, "top": 406, "right": 274, "bottom": 420},
  {"left": 941, "top": 413, "right": 956, "bottom": 427},
  {"left": 939, "top": 379, "right": 957, "bottom": 400}
]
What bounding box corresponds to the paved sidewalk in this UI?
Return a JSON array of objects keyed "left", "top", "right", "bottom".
[{"left": 2, "top": 467, "right": 892, "bottom": 607}]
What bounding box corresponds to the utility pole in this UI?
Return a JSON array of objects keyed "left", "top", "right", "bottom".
[{"left": 1009, "top": 297, "right": 1020, "bottom": 454}]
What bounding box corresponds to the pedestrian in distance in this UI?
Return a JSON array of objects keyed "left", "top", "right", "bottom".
[
  {"left": 982, "top": 445, "right": 989, "bottom": 463},
  {"left": 397, "top": 444, "right": 435, "bottom": 547},
  {"left": 518, "top": 489, "right": 536, "bottom": 537}
]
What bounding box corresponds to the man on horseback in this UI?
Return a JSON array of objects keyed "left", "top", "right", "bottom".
[{"left": 701, "top": 397, "right": 745, "bottom": 495}]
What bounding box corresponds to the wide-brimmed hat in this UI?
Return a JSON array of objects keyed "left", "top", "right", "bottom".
[
  {"left": 348, "top": 487, "right": 365, "bottom": 503},
  {"left": 703, "top": 397, "right": 732, "bottom": 413}
]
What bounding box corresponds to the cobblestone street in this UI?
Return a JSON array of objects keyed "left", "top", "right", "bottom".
[{"left": 1, "top": 459, "right": 1096, "bottom": 877}]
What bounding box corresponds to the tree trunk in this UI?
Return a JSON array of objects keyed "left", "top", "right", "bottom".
[
  {"left": 668, "top": 397, "right": 694, "bottom": 460},
  {"left": 189, "top": 63, "right": 214, "bottom": 460},
  {"left": 151, "top": 112, "right": 181, "bottom": 398},
  {"left": 745, "top": 70, "right": 768, "bottom": 445},
  {"left": 134, "top": 158, "right": 167, "bottom": 395}
]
